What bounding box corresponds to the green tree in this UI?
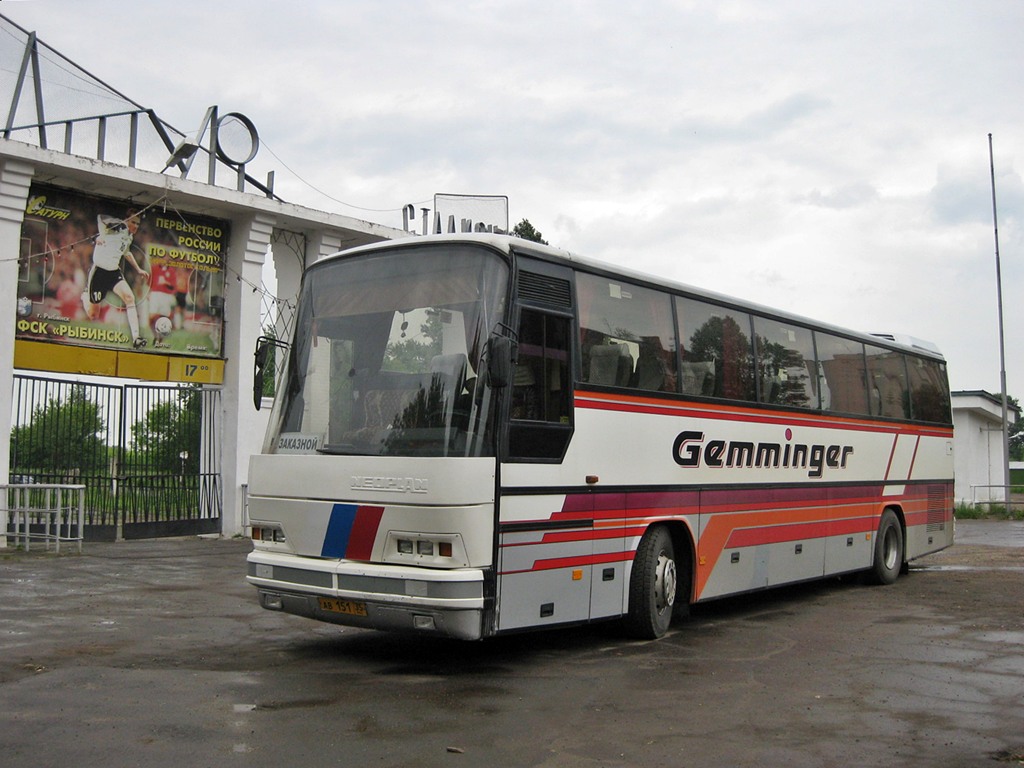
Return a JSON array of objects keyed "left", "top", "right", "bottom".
[
  {"left": 687, "top": 316, "right": 756, "bottom": 400},
  {"left": 755, "top": 337, "right": 812, "bottom": 408},
  {"left": 384, "top": 309, "right": 443, "bottom": 373},
  {"left": 129, "top": 388, "right": 201, "bottom": 474},
  {"left": 10, "top": 386, "right": 109, "bottom": 476},
  {"left": 1008, "top": 395, "right": 1023, "bottom": 461},
  {"left": 511, "top": 218, "right": 548, "bottom": 245}
]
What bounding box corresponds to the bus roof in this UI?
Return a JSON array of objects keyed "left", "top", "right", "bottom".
[{"left": 322, "top": 233, "right": 946, "bottom": 362}]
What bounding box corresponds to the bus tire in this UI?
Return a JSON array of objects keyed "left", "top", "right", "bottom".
[
  {"left": 625, "top": 526, "right": 678, "bottom": 639},
  {"left": 869, "top": 509, "right": 904, "bottom": 585}
]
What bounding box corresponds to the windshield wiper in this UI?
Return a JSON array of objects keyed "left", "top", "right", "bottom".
[{"left": 316, "top": 443, "right": 365, "bottom": 456}]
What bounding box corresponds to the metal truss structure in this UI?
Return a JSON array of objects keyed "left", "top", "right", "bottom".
[{"left": 0, "top": 13, "right": 277, "bottom": 198}]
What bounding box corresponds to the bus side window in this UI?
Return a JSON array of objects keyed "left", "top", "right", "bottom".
[
  {"left": 577, "top": 272, "right": 677, "bottom": 393},
  {"left": 865, "top": 345, "right": 911, "bottom": 419},
  {"left": 676, "top": 296, "right": 756, "bottom": 402},
  {"left": 508, "top": 309, "right": 573, "bottom": 460},
  {"left": 907, "top": 357, "right": 951, "bottom": 423},
  {"left": 753, "top": 317, "right": 817, "bottom": 409},
  {"left": 814, "top": 333, "right": 869, "bottom": 416}
]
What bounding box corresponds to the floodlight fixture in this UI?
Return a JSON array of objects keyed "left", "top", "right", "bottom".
[{"left": 163, "top": 136, "right": 200, "bottom": 172}]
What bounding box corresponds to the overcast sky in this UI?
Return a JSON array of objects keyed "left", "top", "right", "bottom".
[{"left": 5, "top": 0, "right": 1023, "bottom": 395}]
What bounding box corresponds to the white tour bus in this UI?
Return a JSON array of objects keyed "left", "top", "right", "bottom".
[{"left": 246, "top": 234, "right": 953, "bottom": 640}]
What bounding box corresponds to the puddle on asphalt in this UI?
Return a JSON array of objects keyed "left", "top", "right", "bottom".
[
  {"left": 977, "top": 631, "right": 1024, "bottom": 645},
  {"left": 913, "top": 565, "right": 1024, "bottom": 573}
]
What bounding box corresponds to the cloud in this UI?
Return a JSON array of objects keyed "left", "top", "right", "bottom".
[
  {"left": 4, "top": 0, "right": 1024, "bottom": 394},
  {"left": 929, "top": 163, "right": 1024, "bottom": 231},
  {"left": 798, "top": 183, "right": 879, "bottom": 210}
]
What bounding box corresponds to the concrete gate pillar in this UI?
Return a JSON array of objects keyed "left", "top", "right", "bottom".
[
  {"left": 220, "top": 212, "right": 275, "bottom": 536},
  {"left": 0, "top": 159, "right": 34, "bottom": 546},
  {"left": 309, "top": 231, "right": 345, "bottom": 265}
]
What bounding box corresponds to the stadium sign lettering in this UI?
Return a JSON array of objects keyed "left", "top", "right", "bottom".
[{"left": 24, "top": 195, "right": 70, "bottom": 220}]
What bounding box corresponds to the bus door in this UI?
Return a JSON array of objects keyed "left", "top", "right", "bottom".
[{"left": 499, "top": 260, "right": 614, "bottom": 630}]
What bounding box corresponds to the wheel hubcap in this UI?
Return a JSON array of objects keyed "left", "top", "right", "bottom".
[
  {"left": 656, "top": 552, "right": 677, "bottom": 613},
  {"left": 883, "top": 528, "right": 899, "bottom": 570}
]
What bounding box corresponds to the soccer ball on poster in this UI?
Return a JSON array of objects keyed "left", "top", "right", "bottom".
[{"left": 154, "top": 315, "right": 173, "bottom": 337}]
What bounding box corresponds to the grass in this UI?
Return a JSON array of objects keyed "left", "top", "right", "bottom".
[{"left": 955, "top": 502, "right": 1024, "bottom": 521}]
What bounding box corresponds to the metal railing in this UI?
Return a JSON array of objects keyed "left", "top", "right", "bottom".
[
  {"left": 3, "top": 483, "right": 85, "bottom": 552},
  {"left": 968, "top": 484, "right": 1024, "bottom": 511}
]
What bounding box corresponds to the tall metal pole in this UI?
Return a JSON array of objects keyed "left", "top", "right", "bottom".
[{"left": 988, "top": 133, "right": 1011, "bottom": 504}]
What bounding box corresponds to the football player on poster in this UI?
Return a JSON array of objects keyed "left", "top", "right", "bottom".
[{"left": 81, "top": 209, "right": 151, "bottom": 348}]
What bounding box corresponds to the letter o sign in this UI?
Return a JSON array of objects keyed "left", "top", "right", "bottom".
[{"left": 215, "top": 112, "right": 260, "bottom": 165}]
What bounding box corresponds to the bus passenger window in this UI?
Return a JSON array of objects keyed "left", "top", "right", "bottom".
[
  {"left": 907, "top": 356, "right": 951, "bottom": 423},
  {"left": 676, "top": 296, "right": 756, "bottom": 402},
  {"left": 587, "top": 342, "right": 633, "bottom": 387},
  {"left": 865, "top": 345, "right": 911, "bottom": 419},
  {"left": 753, "top": 317, "right": 817, "bottom": 409},
  {"left": 577, "top": 273, "right": 677, "bottom": 393},
  {"left": 814, "top": 333, "right": 868, "bottom": 415}
]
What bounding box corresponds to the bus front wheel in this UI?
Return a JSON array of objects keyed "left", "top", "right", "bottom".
[
  {"left": 625, "top": 526, "right": 679, "bottom": 639},
  {"left": 869, "top": 509, "right": 904, "bottom": 585}
]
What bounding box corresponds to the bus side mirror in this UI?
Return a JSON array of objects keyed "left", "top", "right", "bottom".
[
  {"left": 253, "top": 339, "right": 270, "bottom": 410},
  {"left": 487, "top": 336, "right": 515, "bottom": 389},
  {"left": 254, "top": 336, "right": 285, "bottom": 410}
]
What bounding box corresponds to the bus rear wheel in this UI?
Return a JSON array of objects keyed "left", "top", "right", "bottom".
[
  {"left": 869, "top": 509, "right": 904, "bottom": 585},
  {"left": 625, "top": 526, "right": 679, "bottom": 639}
]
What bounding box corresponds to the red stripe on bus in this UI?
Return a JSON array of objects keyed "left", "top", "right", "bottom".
[
  {"left": 694, "top": 502, "right": 880, "bottom": 598},
  {"left": 500, "top": 551, "right": 631, "bottom": 575},
  {"left": 907, "top": 436, "right": 921, "bottom": 481},
  {"left": 345, "top": 505, "right": 385, "bottom": 561},
  {"left": 904, "top": 507, "right": 953, "bottom": 527},
  {"left": 882, "top": 437, "right": 899, "bottom": 481},
  {"left": 501, "top": 483, "right": 951, "bottom": 592},
  {"left": 574, "top": 391, "right": 953, "bottom": 438},
  {"left": 626, "top": 490, "right": 700, "bottom": 509},
  {"left": 500, "top": 525, "right": 646, "bottom": 549},
  {"left": 541, "top": 528, "right": 626, "bottom": 544},
  {"left": 724, "top": 516, "right": 876, "bottom": 548}
]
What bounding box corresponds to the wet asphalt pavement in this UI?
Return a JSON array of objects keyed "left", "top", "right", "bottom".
[{"left": 0, "top": 520, "right": 1021, "bottom": 768}]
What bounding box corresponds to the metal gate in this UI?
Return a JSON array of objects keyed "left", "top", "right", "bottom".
[{"left": 9, "top": 374, "right": 222, "bottom": 540}]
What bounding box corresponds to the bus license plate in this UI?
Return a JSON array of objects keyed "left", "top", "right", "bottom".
[{"left": 318, "top": 597, "right": 368, "bottom": 616}]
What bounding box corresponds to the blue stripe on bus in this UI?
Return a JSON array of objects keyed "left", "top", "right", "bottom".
[{"left": 322, "top": 503, "right": 358, "bottom": 558}]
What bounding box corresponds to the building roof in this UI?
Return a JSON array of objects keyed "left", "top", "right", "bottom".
[{"left": 952, "top": 390, "right": 1021, "bottom": 420}]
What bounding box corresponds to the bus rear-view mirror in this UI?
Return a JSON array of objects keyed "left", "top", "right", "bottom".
[{"left": 487, "top": 336, "right": 515, "bottom": 389}]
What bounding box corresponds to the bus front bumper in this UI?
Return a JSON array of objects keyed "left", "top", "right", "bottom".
[{"left": 246, "top": 550, "right": 487, "bottom": 641}]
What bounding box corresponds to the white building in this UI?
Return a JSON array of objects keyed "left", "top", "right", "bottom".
[{"left": 951, "top": 390, "right": 1019, "bottom": 506}]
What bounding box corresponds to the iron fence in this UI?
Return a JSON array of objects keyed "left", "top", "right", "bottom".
[{"left": 8, "top": 374, "right": 222, "bottom": 540}]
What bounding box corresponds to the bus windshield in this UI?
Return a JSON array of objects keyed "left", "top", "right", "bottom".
[{"left": 270, "top": 244, "right": 509, "bottom": 458}]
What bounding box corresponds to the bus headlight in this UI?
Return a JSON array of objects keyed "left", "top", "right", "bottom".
[
  {"left": 251, "top": 524, "right": 286, "bottom": 544},
  {"left": 388, "top": 533, "right": 464, "bottom": 566}
]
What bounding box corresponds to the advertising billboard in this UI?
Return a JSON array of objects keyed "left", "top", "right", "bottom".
[{"left": 16, "top": 183, "right": 228, "bottom": 361}]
